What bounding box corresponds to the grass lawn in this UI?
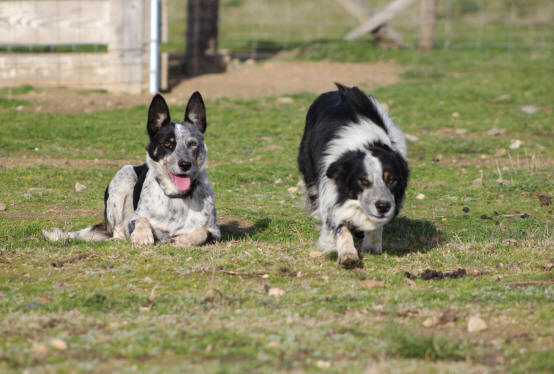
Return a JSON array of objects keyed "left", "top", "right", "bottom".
[{"left": 0, "top": 2, "right": 553, "bottom": 372}]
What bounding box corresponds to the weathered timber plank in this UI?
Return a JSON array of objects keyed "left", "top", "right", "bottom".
[
  {"left": 0, "top": 53, "right": 143, "bottom": 93},
  {"left": 345, "top": 0, "right": 415, "bottom": 41},
  {"left": 0, "top": 1, "right": 112, "bottom": 45}
]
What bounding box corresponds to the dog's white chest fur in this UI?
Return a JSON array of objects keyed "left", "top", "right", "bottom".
[{"left": 134, "top": 170, "right": 215, "bottom": 241}]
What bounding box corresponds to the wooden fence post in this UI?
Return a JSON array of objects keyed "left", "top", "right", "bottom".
[
  {"left": 418, "top": 0, "right": 436, "bottom": 51},
  {"left": 185, "top": 0, "right": 225, "bottom": 76}
]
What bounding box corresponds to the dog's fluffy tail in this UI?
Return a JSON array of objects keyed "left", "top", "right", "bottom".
[{"left": 43, "top": 223, "right": 111, "bottom": 242}]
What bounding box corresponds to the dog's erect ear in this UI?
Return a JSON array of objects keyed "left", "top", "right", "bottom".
[
  {"left": 184, "top": 91, "right": 207, "bottom": 133},
  {"left": 147, "top": 94, "right": 171, "bottom": 138}
]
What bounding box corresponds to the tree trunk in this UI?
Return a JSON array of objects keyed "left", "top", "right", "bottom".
[{"left": 185, "top": 0, "right": 225, "bottom": 76}]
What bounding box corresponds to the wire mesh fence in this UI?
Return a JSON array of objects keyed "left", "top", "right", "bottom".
[{"left": 0, "top": 0, "right": 552, "bottom": 92}]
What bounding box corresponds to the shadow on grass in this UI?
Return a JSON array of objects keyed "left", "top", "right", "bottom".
[
  {"left": 220, "top": 218, "right": 271, "bottom": 241},
  {"left": 383, "top": 216, "right": 442, "bottom": 256}
]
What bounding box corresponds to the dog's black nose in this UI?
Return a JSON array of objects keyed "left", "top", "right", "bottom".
[
  {"left": 178, "top": 160, "right": 192, "bottom": 172},
  {"left": 375, "top": 200, "right": 391, "bottom": 214}
]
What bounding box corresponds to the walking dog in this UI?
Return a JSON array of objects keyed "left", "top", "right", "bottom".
[
  {"left": 298, "top": 83, "right": 409, "bottom": 266},
  {"left": 43, "top": 92, "right": 220, "bottom": 247}
]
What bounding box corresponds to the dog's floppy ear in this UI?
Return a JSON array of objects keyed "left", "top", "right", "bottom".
[
  {"left": 147, "top": 94, "right": 171, "bottom": 138},
  {"left": 184, "top": 91, "right": 207, "bottom": 133},
  {"left": 326, "top": 150, "right": 365, "bottom": 180}
]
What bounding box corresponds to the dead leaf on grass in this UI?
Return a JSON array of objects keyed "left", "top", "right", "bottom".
[
  {"left": 470, "top": 177, "right": 483, "bottom": 189},
  {"left": 542, "top": 260, "right": 554, "bottom": 272},
  {"left": 360, "top": 280, "right": 385, "bottom": 289},
  {"left": 538, "top": 194, "right": 551, "bottom": 206},
  {"left": 309, "top": 250, "right": 323, "bottom": 258},
  {"left": 440, "top": 310, "right": 458, "bottom": 324}
]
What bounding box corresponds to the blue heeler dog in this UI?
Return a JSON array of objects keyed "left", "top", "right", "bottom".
[{"left": 43, "top": 92, "right": 221, "bottom": 247}]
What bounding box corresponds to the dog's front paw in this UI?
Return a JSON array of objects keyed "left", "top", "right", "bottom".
[
  {"left": 172, "top": 227, "right": 208, "bottom": 248},
  {"left": 131, "top": 229, "right": 154, "bottom": 245},
  {"left": 361, "top": 228, "right": 383, "bottom": 254},
  {"left": 130, "top": 218, "right": 155, "bottom": 245},
  {"left": 337, "top": 250, "right": 360, "bottom": 267}
]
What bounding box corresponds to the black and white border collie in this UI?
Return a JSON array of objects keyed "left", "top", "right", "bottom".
[
  {"left": 44, "top": 92, "right": 221, "bottom": 247},
  {"left": 298, "top": 83, "right": 409, "bottom": 266}
]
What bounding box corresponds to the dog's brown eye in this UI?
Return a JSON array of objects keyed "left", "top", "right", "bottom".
[
  {"left": 164, "top": 141, "right": 173, "bottom": 149},
  {"left": 187, "top": 140, "right": 197, "bottom": 148},
  {"left": 388, "top": 178, "right": 396, "bottom": 186},
  {"left": 360, "top": 178, "right": 371, "bottom": 186}
]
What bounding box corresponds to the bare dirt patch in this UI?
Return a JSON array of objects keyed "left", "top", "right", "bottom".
[
  {"left": 9, "top": 60, "right": 404, "bottom": 114},
  {"left": 0, "top": 156, "right": 142, "bottom": 170}
]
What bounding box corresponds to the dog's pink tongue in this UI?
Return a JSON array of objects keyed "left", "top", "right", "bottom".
[{"left": 169, "top": 172, "right": 191, "bottom": 191}]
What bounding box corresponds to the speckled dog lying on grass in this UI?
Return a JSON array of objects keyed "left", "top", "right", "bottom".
[{"left": 43, "top": 92, "right": 220, "bottom": 246}]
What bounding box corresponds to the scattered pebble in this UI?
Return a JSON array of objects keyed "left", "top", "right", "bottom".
[
  {"left": 74, "top": 182, "right": 87, "bottom": 192},
  {"left": 16, "top": 105, "right": 25, "bottom": 111},
  {"left": 422, "top": 316, "right": 440, "bottom": 328},
  {"left": 0, "top": 203, "right": 6, "bottom": 211},
  {"left": 416, "top": 193, "right": 425, "bottom": 200},
  {"left": 481, "top": 214, "right": 489, "bottom": 220},
  {"left": 452, "top": 112, "right": 460, "bottom": 118},
  {"left": 287, "top": 186, "right": 299, "bottom": 194},
  {"left": 144, "top": 276, "right": 153, "bottom": 283},
  {"left": 520, "top": 213, "right": 530, "bottom": 219},
  {"left": 454, "top": 128, "right": 467, "bottom": 135},
  {"left": 509, "top": 139, "right": 522, "bottom": 150},
  {"left": 267, "top": 287, "right": 285, "bottom": 297},
  {"left": 520, "top": 105, "right": 537, "bottom": 114},
  {"left": 360, "top": 280, "right": 385, "bottom": 289},
  {"left": 496, "top": 94, "right": 510, "bottom": 101},
  {"left": 462, "top": 207, "right": 470, "bottom": 213},
  {"left": 275, "top": 97, "right": 294, "bottom": 104},
  {"left": 49, "top": 338, "right": 68, "bottom": 351},
  {"left": 487, "top": 128, "right": 506, "bottom": 136},
  {"left": 316, "top": 360, "right": 331, "bottom": 369},
  {"left": 467, "top": 315, "right": 487, "bottom": 333},
  {"left": 274, "top": 178, "right": 282, "bottom": 185}
]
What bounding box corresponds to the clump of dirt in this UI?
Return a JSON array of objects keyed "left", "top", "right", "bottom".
[
  {"left": 405, "top": 268, "right": 467, "bottom": 281},
  {"left": 7, "top": 60, "right": 405, "bottom": 114}
]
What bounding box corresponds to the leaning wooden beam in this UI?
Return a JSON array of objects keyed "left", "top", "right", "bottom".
[
  {"left": 337, "top": 0, "right": 407, "bottom": 47},
  {"left": 345, "top": 0, "right": 416, "bottom": 41}
]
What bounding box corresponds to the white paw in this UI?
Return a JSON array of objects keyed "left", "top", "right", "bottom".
[
  {"left": 361, "top": 242, "right": 382, "bottom": 254},
  {"left": 131, "top": 228, "right": 154, "bottom": 245},
  {"left": 337, "top": 250, "right": 360, "bottom": 267}
]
